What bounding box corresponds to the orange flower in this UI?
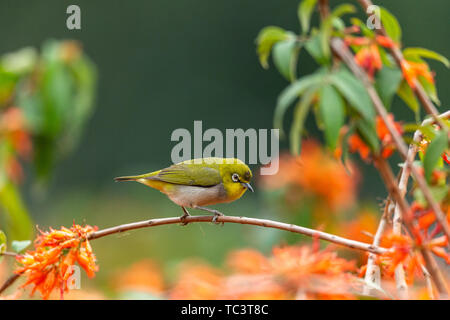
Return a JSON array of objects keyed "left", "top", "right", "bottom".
[
  {"left": 348, "top": 134, "right": 371, "bottom": 161},
  {"left": 354, "top": 43, "right": 382, "bottom": 79},
  {"left": 375, "top": 35, "right": 397, "bottom": 49},
  {"left": 271, "top": 245, "right": 356, "bottom": 283},
  {"left": 170, "top": 261, "right": 223, "bottom": 300},
  {"left": 226, "top": 249, "right": 271, "bottom": 274},
  {"left": 112, "top": 259, "right": 165, "bottom": 295},
  {"left": 400, "top": 59, "right": 434, "bottom": 89},
  {"left": 347, "top": 114, "right": 402, "bottom": 161},
  {"left": 15, "top": 223, "right": 98, "bottom": 300},
  {"left": 379, "top": 233, "right": 413, "bottom": 274},
  {"left": 260, "top": 141, "right": 358, "bottom": 210},
  {"left": 218, "top": 274, "right": 287, "bottom": 300}
]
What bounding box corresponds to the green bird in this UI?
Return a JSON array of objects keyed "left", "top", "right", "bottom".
[{"left": 114, "top": 157, "right": 253, "bottom": 223}]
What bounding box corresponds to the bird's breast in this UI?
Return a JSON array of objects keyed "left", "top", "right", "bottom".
[{"left": 165, "top": 183, "right": 228, "bottom": 207}]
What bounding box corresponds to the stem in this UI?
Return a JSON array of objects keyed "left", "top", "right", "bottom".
[
  {"left": 357, "top": 0, "right": 449, "bottom": 133},
  {"left": 363, "top": 197, "right": 392, "bottom": 296},
  {"left": 374, "top": 155, "right": 449, "bottom": 296},
  {"left": 329, "top": 36, "right": 450, "bottom": 246}
]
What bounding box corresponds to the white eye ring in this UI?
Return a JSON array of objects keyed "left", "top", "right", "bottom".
[{"left": 231, "top": 173, "right": 240, "bottom": 182}]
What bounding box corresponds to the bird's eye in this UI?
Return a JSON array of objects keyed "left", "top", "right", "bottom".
[{"left": 231, "top": 173, "right": 240, "bottom": 182}]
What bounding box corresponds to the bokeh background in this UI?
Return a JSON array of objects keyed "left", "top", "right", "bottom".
[{"left": 0, "top": 0, "right": 449, "bottom": 298}]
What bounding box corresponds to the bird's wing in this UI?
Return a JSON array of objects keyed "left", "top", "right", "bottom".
[{"left": 149, "top": 163, "right": 221, "bottom": 187}]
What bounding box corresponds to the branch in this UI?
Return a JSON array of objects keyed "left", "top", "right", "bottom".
[
  {"left": 0, "top": 213, "right": 389, "bottom": 295},
  {"left": 328, "top": 37, "right": 449, "bottom": 296},
  {"left": 88, "top": 215, "right": 387, "bottom": 254},
  {"left": 363, "top": 197, "right": 392, "bottom": 296},
  {"left": 357, "top": 0, "right": 449, "bottom": 133},
  {"left": 329, "top": 37, "right": 450, "bottom": 245}
]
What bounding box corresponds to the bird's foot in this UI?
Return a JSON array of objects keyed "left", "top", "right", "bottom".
[
  {"left": 193, "top": 206, "right": 224, "bottom": 225},
  {"left": 212, "top": 211, "right": 224, "bottom": 225},
  {"left": 180, "top": 207, "right": 191, "bottom": 226}
]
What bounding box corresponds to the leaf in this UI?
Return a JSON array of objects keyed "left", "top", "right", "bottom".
[
  {"left": 305, "top": 31, "right": 329, "bottom": 65},
  {"left": 11, "top": 240, "right": 31, "bottom": 253},
  {"left": 0, "top": 182, "right": 33, "bottom": 241},
  {"left": 379, "top": 7, "right": 402, "bottom": 43},
  {"left": 397, "top": 80, "right": 419, "bottom": 113},
  {"left": 320, "top": 4, "right": 356, "bottom": 59},
  {"left": 418, "top": 75, "right": 440, "bottom": 106},
  {"left": 274, "top": 70, "right": 325, "bottom": 136},
  {"left": 273, "top": 38, "right": 298, "bottom": 81},
  {"left": 331, "top": 67, "right": 375, "bottom": 121},
  {"left": 423, "top": 132, "right": 448, "bottom": 183},
  {"left": 375, "top": 66, "right": 402, "bottom": 109},
  {"left": 298, "top": 0, "right": 317, "bottom": 34},
  {"left": 403, "top": 47, "right": 449, "bottom": 68},
  {"left": 290, "top": 86, "right": 319, "bottom": 155},
  {"left": 256, "top": 26, "right": 289, "bottom": 69},
  {"left": 318, "top": 85, "right": 345, "bottom": 149},
  {"left": 0, "top": 230, "right": 6, "bottom": 254}
]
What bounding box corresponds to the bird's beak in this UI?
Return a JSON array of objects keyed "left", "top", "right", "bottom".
[{"left": 241, "top": 182, "right": 254, "bottom": 192}]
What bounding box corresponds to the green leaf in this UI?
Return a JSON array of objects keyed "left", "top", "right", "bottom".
[
  {"left": 290, "top": 86, "right": 319, "bottom": 155},
  {"left": 0, "top": 230, "right": 6, "bottom": 254},
  {"left": 318, "top": 85, "right": 345, "bottom": 149},
  {"left": 423, "top": 132, "right": 448, "bottom": 183},
  {"left": 331, "top": 68, "right": 375, "bottom": 121},
  {"left": 375, "top": 67, "right": 402, "bottom": 109},
  {"left": 11, "top": 240, "right": 31, "bottom": 253},
  {"left": 274, "top": 70, "right": 325, "bottom": 136},
  {"left": 305, "top": 31, "right": 329, "bottom": 65},
  {"left": 355, "top": 118, "right": 380, "bottom": 153},
  {"left": 320, "top": 4, "right": 356, "bottom": 59},
  {"left": 379, "top": 7, "right": 402, "bottom": 43},
  {"left": 298, "top": 0, "right": 317, "bottom": 34},
  {"left": 403, "top": 47, "right": 449, "bottom": 68},
  {"left": 418, "top": 75, "right": 440, "bottom": 106},
  {"left": 256, "top": 26, "right": 289, "bottom": 69},
  {"left": 397, "top": 80, "right": 419, "bottom": 113},
  {"left": 273, "top": 38, "right": 298, "bottom": 81},
  {"left": 0, "top": 182, "right": 33, "bottom": 240}
]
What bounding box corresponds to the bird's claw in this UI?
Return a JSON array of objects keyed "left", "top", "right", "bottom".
[{"left": 212, "top": 211, "right": 224, "bottom": 225}]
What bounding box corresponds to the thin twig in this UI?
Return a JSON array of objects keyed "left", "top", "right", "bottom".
[
  {"left": 0, "top": 251, "right": 18, "bottom": 257},
  {"left": 88, "top": 215, "right": 388, "bottom": 253},
  {"left": 363, "top": 197, "right": 392, "bottom": 295}
]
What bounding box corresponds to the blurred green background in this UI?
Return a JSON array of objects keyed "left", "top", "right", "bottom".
[{"left": 1, "top": 0, "right": 449, "bottom": 295}]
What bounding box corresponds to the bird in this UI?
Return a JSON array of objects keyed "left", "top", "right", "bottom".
[{"left": 114, "top": 157, "right": 253, "bottom": 223}]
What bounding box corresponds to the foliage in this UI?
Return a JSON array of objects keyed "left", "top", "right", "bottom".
[{"left": 0, "top": 40, "right": 97, "bottom": 240}]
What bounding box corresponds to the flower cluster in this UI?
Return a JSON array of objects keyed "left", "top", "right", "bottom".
[
  {"left": 345, "top": 114, "right": 403, "bottom": 162},
  {"left": 168, "top": 244, "right": 357, "bottom": 300},
  {"left": 15, "top": 224, "right": 98, "bottom": 299},
  {"left": 344, "top": 35, "right": 397, "bottom": 79},
  {"left": 260, "top": 140, "right": 358, "bottom": 211}
]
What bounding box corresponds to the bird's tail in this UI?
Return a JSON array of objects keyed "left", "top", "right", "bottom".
[
  {"left": 114, "top": 171, "right": 159, "bottom": 182},
  {"left": 114, "top": 175, "right": 141, "bottom": 182}
]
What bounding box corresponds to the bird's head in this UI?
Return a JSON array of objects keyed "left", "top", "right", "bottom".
[{"left": 220, "top": 159, "right": 253, "bottom": 198}]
